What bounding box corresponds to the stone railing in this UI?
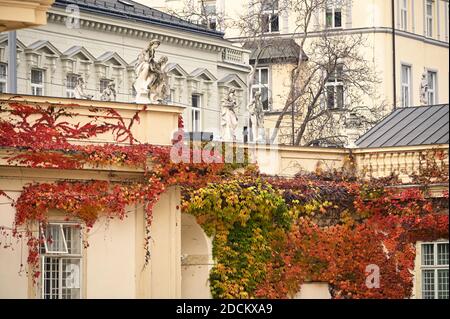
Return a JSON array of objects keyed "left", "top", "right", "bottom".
[
  {"left": 353, "top": 145, "right": 449, "bottom": 183},
  {"left": 221, "top": 47, "right": 245, "bottom": 64},
  {"left": 254, "top": 144, "right": 449, "bottom": 185}
]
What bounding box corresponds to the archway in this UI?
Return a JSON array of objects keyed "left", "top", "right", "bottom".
[{"left": 181, "top": 213, "right": 213, "bottom": 299}]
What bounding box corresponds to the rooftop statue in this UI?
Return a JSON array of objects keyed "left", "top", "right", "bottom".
[
  {"left": 247, "top": 92, "right": 265, "bottom": 143},
  {"left": 134, "top": 39, "right": 169, "bottom": 104},
  {"left": 221, "top": 88, "right": 239, "bottom": 142},
  {"left": 100, "top": 81, "right": 117, "bottom": 102},
  {"left": 420, "top": 70, "right": 429, "bottom": 106}
]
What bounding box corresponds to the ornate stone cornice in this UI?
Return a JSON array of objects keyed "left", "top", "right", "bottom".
[{"left": 46, "top": 11, "right": 228, "bottom": 54}]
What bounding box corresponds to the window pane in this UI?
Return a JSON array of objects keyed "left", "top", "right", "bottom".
[
  {"left": 422, "top": 269, "right": 435, "bottom": 299},
  {"left": 31, "top": 70, "right": 43, "bottom": 84},
  {"left": 261, "top": 87, "right": 269, "bottom": 110},
  {"left": 335, "top": 10, "right": 342, "bottom": 27},
  {"left": 271, "top": 14, "right": 279, "bottom": 32},
  {"left": 336, "top": 85, "right": 344, "bottom": 108},
  {"left": 61, "top": 259, "right": 81, "bottom": 299},
  {"left": 43, "top": 257, "right": 60, "bottom": 299},
  {"left": 192, "top": 95, "right": 200, "bottom": 108},
  {"left": 422, "top": 244, "right": 435, "bottom": 266},
  {"left": 260, "top": 69, "right": 268, "bottom": 85},
  {"left": 326, "top": 86, "right": 335, "bottom": 109},
  {"left": 437, "top": 269, "right": 449, "bottom": 299},
  {"left": 67, "top": 74, "right": 78, "bottom": 89},
  {"left": 44, "top": 224, "right": 67, "bottom": 253},
  {"left": 63, "top": 225, "right": 81, "bottom": 255},
  {"left": 401, "top": 66, "right": 410, "bottom": 84},
  {"left": 0, "top": 63, "right": 7, "bottom": 78},
  {"left": 437, "top": 243, "right": 449, "bottom": 265},
  {"left": 100, "top": 79, "right": 110, "bottom": 92},
  {"left": 326, "top": 10, "right": 333, "bottom": 28}
]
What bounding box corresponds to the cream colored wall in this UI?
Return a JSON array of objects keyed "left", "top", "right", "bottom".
[
  {"left": 0, "top": 0, "right": 54, "bottom": 32},
  {"left": 0, "top": 95, "right": 184, "bottom": 299},
  {"left": 0, "top": 190, "right": 29, "bottom": 299},
  {"left": 181, "top": 213, "right": 213, "bottom": 299},
  {"left": 293, "top": 283, "right": 331, "bottom": 299}
]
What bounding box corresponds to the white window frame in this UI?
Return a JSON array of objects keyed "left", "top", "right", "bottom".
[
  {"left": 31, "top": 69, "right": 45, "bottom": 96},
  {"left": 401, "top": 64, "right": 412, "bottom": 107},
  {"left": 400, "top": 0, "right": 408, "bottom": 30},
  {"left": 427, "top": 70, "right": 437, "bottom": 105},
  {"left": 420, "top": 241, "right": 449, "bottom": 299},
  {"left": 40, "top": 222, "right": 83, "bottom": 299},
  {"left": 325, "top": 64, "right": 345, "bottom": 109},
  {"left": 251, "top": 67, "right": 271, "bottom": 111},
  {"left": 66, "top": 73, "right": 79, "bottom": 98},
  {"left": 191, "top": 94, "right": 202, "bottom": 132},
  {"left": 261, "top": 0, "right": 280, "bottom": 33},
  {"left": 0, "top": 62, "right": 7, "bottom": 93},
  {"left": 445, "top": 1, "right": 449, "bottom": 41},
  {"left": 425, "top": 0, "right": 434, "bottom": 37},
  {"left": 325, "top": 0, "right": 343, "bottom": 29}
]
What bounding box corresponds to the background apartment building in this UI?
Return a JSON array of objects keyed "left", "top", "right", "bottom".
[{"left": 151, "top": 0, "right": 449, "bottom": 146}]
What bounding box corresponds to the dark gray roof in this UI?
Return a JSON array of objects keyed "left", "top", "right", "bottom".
[
  {"left": 356, "top": 104, "right": 449, "bottom": 148},
  {"left": 53, "top": 0, "right": 224, "bottom": 38},
  {"left": 243, "top": 39, "right": 307, "bottom": 63}
]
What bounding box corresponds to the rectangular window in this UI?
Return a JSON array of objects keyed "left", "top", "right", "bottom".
[
  {"left": 325, "top": 64, "right": 344, "bottom": 109},
  {"left": 191, "top": 94, "right": 201, "bottom": 132},
  {"left": 261, "top": 0, "right": 279, "bottom": 33},
  {"left": 427, "top": 71, "right": 437, "bottom": 105},
  {"left": 401, "top": 64, "right": 412, "bottom": 107},
  {"left": 400, "top": 0, "right": 408, "bottom": 30},
  {"left": 326, "top": 0, "right": 342, "bottom": 28},
  {"left": 41, "top": 223, "right": 82, "bottom": 299},
  {"left": 100, "top": 79, "right": 110, "bottom": 93},
  {"left": 420, "top": 242, "right": 449, "bottom": 299},
  {"left": 251, "top": 67, "right": 270, "bottom": 111},
  {"left": 66, "top": 74, "right": 79, "bottom": 98},
  {"left": 426, "top": 0, "right": 434, "bottom": 37},
  {"left": 31, "top": 69, "right": 44, "bottom": 96},
  {"left": 0, "top": 63, "right": 7, "bottom": 93},
  {"left": 201, "top": 1, "right": 217, "bottom": 30}
]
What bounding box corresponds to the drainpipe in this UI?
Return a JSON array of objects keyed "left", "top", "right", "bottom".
[
  {"left": 7, "top": 31, "right": 17, "bottom": 94},
  {"left": 391, "top": 0, "right": 397, "bottom": 109}
]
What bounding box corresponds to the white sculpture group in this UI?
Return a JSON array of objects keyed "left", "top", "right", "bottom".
[
  {"left": 133, "top": 39, "right": 169, "bottom": 104},
  {"left": 73, "top": 40, "right": 266, "bottom": 143}
]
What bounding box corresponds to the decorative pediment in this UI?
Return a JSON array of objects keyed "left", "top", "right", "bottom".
[
  {"left": 0, "top": 35, "right": 25, "bottom": 63},
  {"left": 165, "top": 63, "right": 188, "bottom": 78},
  {"left": 188, "top": 68, "right": 217, "bottom": 82},
  {"left": 61, "top": 46, "right": 95, "bottom": 62},
  {"left": 61, "top": 46, "right": 95, "bottom": 77},
  {"left": 218, "top": 74, "right": 246, "bottom": 90},
  {"left": 0, "top": 34, "right": 26, "bottom": 51},
  {"left": 95, "top": 52, "right": 127, "bottom": 67},
  {"left": 25, "top": 40, "right": 61, "bottom": 56}
]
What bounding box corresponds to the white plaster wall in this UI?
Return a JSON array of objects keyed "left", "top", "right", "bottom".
[
  {"left": 0, "top": 191, "right": 29, "bottom": 299},
  {"left": 181, "top": 213, "right": 213, "bottom": 299},
  {"left": 294, "top": 283, "right": 331, "bottom": 299}
]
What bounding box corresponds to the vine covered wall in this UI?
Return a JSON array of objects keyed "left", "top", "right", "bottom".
[{"left": 0, "top": 99, "right": 448, "bottom": 298}]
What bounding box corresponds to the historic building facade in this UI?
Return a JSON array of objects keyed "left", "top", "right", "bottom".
[{"left": 0, "top": 0, "right": 251, "bottom": 141}]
